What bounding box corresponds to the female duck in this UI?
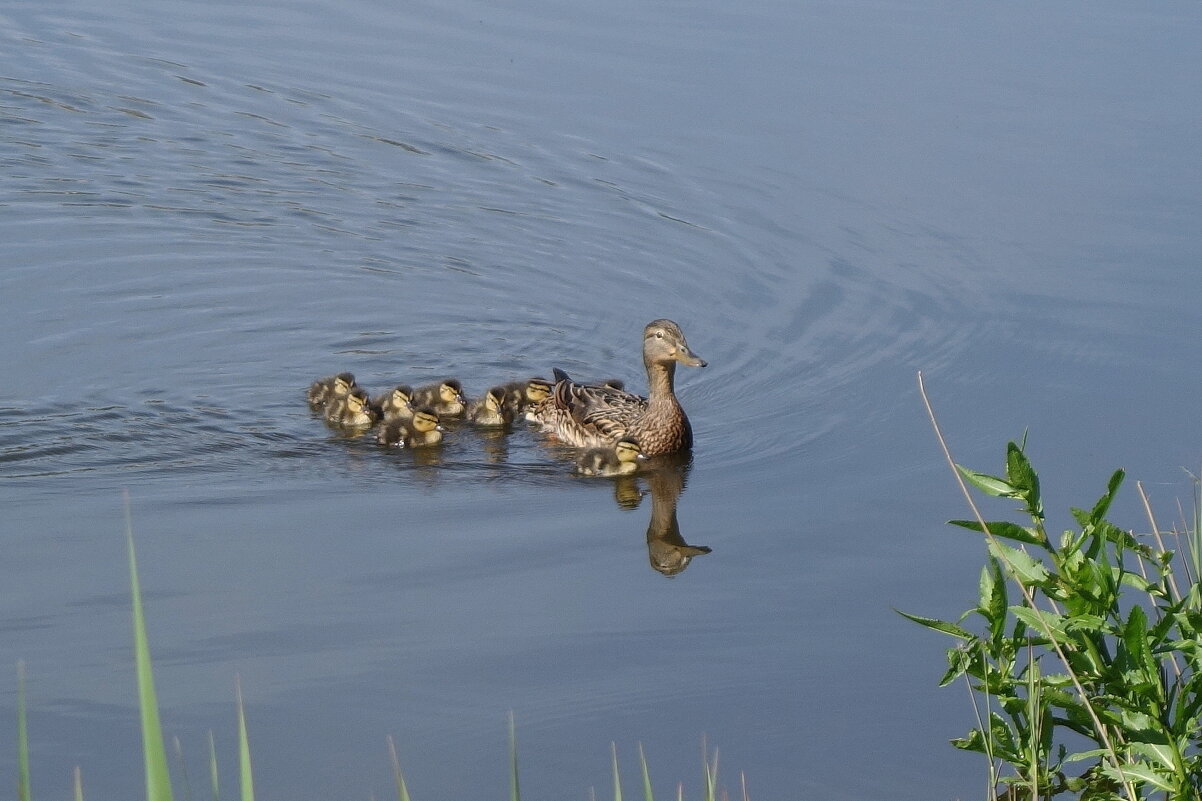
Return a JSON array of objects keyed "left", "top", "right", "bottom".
[
  {"left": 376, "top": 408, "right": 445, "bottom": 448},
  {"left": 411, "top": 379, "right": 467, "bottom": 418},
  {"left": 325, "top": 386, "right": 378, "bottom": 427},
  {"left": 530, "top": 319, "right": 705, "bottom": 457},
  {"left": 307, "top": 372, "right": 356, "bottom": 408},
  {"left": 468, "top": 386, "right": 514, "bottom": 427},
  {"left": 575, "top": 437, "right": 645, "bottom": 477}
]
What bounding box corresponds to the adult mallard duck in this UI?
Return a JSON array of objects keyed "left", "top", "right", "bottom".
[
  {"left": 376, "top": 407, "right": 445, "bottom": 448},
  {"left": 371, "top": 384, "right": 414, "bottom": 421},
  {"left": 575, "top": 437, "right": 645, "bottom": 477},
  {"left": 530, "top": 319, "right": 706, "bottom": 456},
  {"left": 325, "top": 386, "right": 378, "bottom": 427},
  {"left": 467, "top": 386, "right": 513, "bottom": 428},
  {"left": 307, "top": 372, "right": 356, "bottom": 407},
  {"left": 410, "top": 379, "right": 467, "bottom": 417}
]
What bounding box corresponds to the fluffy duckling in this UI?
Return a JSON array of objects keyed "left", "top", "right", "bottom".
[
  {"left": 575, "top": 437, "right": 646, "bottom": 477},
  {"left": 371, "top": 384, "right": 415, "bottom": 421},
  {"left": 410, "top": 379, "right": 467, "bottom": 417},
  {"left": 499, "top": 377, "right": 553, "bottom": 419},
  {"left": 376, "top": 407, "right": 445, "bottom": 448},
  {"left": 307, "top": 372, "right": 356, "bottom": 407},
  {"left": 325, "top": 386, "right": 378, "bottom": 427},
  {"left": 468, "top": 386, "right": 514, "bottom": 427}
]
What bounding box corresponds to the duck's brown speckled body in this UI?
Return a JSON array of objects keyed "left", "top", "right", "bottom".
[{"left": 529, "top": 319, "right": 705, "bottom": 456}]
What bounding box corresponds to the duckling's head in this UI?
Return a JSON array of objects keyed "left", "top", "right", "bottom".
[
  {"left": 643, "top": 320, "right": 706, "bottom": 369},
  {"left": 411, "top": 408, "right": 443, "bottom": 433},
  {"left": 333, "top": 372, "right": 357, "bottom": 395},
  {"left": 525, "top": 377, "right": 552, "bottom": 403},
  {"left": 438, "top": 380, "right": 465, "bottom": 405},
  {"left": 486, "top": 386, "right": 507, "bottom": 411},
  {"left": 389, "top": 385, "right": 413, "bottom": 405},
  {"left": 615, "top": 437, "right": 645, "bottom": 463},
  {"left": 345, "top": 387, "right": 370, "bottom": 413}
]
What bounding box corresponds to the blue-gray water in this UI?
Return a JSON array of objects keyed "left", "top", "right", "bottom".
[{"left": 3, "top": 0, "right": 1201, "bottom": 798}]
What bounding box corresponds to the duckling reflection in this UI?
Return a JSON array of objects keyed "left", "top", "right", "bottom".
[{"left": 641, "top": 456, "right": 711, "bottom": 577}]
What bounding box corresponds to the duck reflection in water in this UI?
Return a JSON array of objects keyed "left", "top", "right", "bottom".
[
  {"left": 641, "top": 454, "right": 711, "bottom": 576},
  {"left": 579, "top": 449, "right": 711, "bottom": 576}
]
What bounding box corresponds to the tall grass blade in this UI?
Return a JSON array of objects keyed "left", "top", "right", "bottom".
[
  {"left": 508, "top": 711, "right": 521, "bottom": 801},
  {"left": 74, "top": 766, "right": 84, "bottom": 801},
  {"left": 17, "top": 661, "right": 31, "bottom": 801},
  {"left": 235, "top": 678, "right": 255, "bottom": 801},
  {"left": 387, "top": 736, "right": 412, "bottom": 801},
  {"left": 174, "top": 736, "right": 194, "bottom": 801},
  {"left": 126, "top": 505, "right": 174, "bottom": 801},
  {"left": 611, "top": 742, "right": 622, "bottom": 801},
  {"left": 637, "top": 743, "right": 654, "bottom": 801},
  {"left": 207, "top": 730, "right": 219, "bottom": 801}
]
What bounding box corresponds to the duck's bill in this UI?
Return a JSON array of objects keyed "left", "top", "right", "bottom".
[{"left": 676, "top": 347, "right": 707, "bottom": 368}]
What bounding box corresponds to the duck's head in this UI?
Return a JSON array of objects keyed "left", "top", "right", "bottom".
[
  {"left": 525, "top": 377, "right": 553, "bottom": 403},
  {"left": 345, "top": 387, "right": 370, "bottom": 414},
  {"left": 412, "top": 408, "right": 444, "bottom": 433},
  {"left": 389, "top": 385, "right": 414, "bottom": 405},
  {"left": 615, "top": 437, "right": 645, "bottom": 463},
  {"left": 439, "top": 380, "right": 466, "bottom": 406},
  {"left": 333, "top": 372, "right": 357, "bottom": 395},
  {"left": 643, "top": 320, "right": 706, "bottom": 369},
  {"left": 485, "top": 386, "right": 507, "bottom": 411}
]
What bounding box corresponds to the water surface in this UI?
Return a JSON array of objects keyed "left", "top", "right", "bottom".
[{"left": 3, "top": 0, "right": 1201, "bottom": 798}]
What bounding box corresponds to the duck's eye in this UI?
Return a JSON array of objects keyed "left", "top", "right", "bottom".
[{"left": 655, "top": 331, "right": 664, "bottom": 339}]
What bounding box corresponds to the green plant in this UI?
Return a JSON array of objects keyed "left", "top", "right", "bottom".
[{"left": 907, "top": 377, "right": 1202, "bottom": 801}]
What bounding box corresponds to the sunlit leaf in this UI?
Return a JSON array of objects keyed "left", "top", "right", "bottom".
[
  {"left": 951, "top": 519, "right": 1045, "bottom": 546},
  {"left": 896, "top": 609, "right": 974, "bottom": 640},
  {"left": 988, "top": 541, "right": 1050, "bottom": 586},
  {"left": 17, "top": 661, "right": 31, "bottom": 801},
  {"left": 955, "top": 465, "right": 1017, "bottom": 497}
]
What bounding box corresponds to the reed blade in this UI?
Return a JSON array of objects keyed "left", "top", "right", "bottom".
[
  {"left": 17, "top": 661, "right": 31, "bottom": 801},
  {"left": 235, "top": 678, "right": 255, "bottom": 801}
]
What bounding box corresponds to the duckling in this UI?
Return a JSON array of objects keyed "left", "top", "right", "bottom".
[
  {"left": 376, "top": 407, "right": 445, "bottom": 448},
  {"left": 575, "top": 437, "right": 646, "bottom": 477},
  {"left": 307, "top": 372, "right": 356, "bottom": 408},
  {"left": 325, "top": 386, "right": 378, "bottom": 427},
  {"left": 371, "top": 384, "right": 415, "bottom": 421},
  {"left": 467, "top": 386, "right": 514, "bottom": 427},
  {"left": 499, "top": 377, "right": 553, "bottom": 418},
  {"left": 410, "top": 379, "right": 467, "bottom": 417}
]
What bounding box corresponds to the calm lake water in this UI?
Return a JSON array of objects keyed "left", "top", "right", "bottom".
[{"left": 3, "top": 0, "right": 1201, "bottom": 798}]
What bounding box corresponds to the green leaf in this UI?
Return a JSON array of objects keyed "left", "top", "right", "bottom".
[
  {"left": 895, "top": 609, "right": 974, "bottom": 640},
  {"left": 208, "top": 731, "right": 219, "bottom": 801},
  {"left": 235, "top": 678, "right": 254, "bottom": 801},
  {"left": 17, "top": 661, "right": 31, "bottom": 801},
  {"left": 127, "top": 513, "right": 175, "bottom": 801},
  {"left": 955, "top": 465, "right": 1017, "bottom": 497},
  {"left": 951, "top": 520, "right": 1046, "bottom": 546},
  {"left": 1011, "top": 606, "right": 1067, "bottom": 640},
  {"left": 1100, "top": 762, "right": 1173, "bottom": 792},
  {"left": 612, "top": 742, "right": 623, "bottom": 801},
  {"left": 1128, "top": 739, "right": 1176, "bottom": 771},
  {"left": 988, "top": 541, "right": 1050, "bottom": 586},
  {"left": 388, "top": 736, "right": 413, "bottom": 801},
  {"left": 638, "top": 743, "right": 655, "bottom": 801}
]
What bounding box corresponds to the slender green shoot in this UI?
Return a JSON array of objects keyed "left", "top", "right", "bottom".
[
  {"left": 637, "top": 743, "right": 654, "bottom": 801},
  {"left": 207, "top": 730, "right": 219, "bottom": 801},
  {"left": 387, "top": 736, "right": 412, "bottom": 801},
  {"left": 508, "top": 711, "right": 521, "bottom": 801},
  {"left": 235, "top": 677, "right": 254, "bottom": 801},
  {"left": 611, "top": 742, "right": 622, "bottom": 801},
  {"left": 17, "top": 660, "right": 31, "bottom": 801},
  {"left": 126, "top": 500, "right": 174, "bottom": 801},
  {"left": 174, "top": 736, "right": 194, "bottom": 801},
  {"left": 74, "top": 766, "right": 84, "bottom": 801}
]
